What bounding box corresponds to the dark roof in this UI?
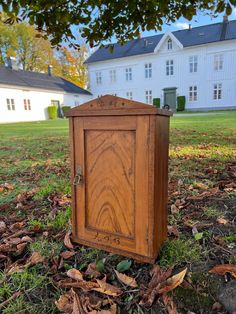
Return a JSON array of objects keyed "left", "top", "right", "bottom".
[
  {"left": 86, "top": 20, "right": 236, "bottom": 64},
  {"left": 0, "top": 66, "right": 91, "bottom": 95}
]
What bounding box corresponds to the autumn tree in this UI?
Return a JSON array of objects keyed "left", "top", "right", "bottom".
[
  {"left": 0, "top": 1, "right": 235, "bottom": 48},
  {"left": 58, "top": 45, "right": 88, "bottom": 88}
]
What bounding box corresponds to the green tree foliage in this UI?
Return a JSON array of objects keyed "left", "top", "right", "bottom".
[{"left": 0, "top": 1, "right": 235, "bottom": 48}]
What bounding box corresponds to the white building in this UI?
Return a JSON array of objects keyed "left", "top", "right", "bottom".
[
  {"left": 86, "top": 17, "right": 236, "bottom": 111},
  {"left": 0, "top": 58, "right": 92, "bottom": 123}
]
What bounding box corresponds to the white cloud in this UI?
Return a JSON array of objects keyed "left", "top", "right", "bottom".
[
  {"left": 175, "top": 22, "right": 189, "bottom": 30},
  {"left": 233, "top": 7, "right": 236, "bottom": 16}
]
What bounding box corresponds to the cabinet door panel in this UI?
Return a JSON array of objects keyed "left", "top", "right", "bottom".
[{"left": 72, "top": 116, "right": 150, "bottom": 257}]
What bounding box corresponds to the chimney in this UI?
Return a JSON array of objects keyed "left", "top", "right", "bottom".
[
  {"left": 48, "top": 65, "right": 53, "bottom": 76},
  {"left": 7, "top": 57, "right": 18, "bottom": 71},
  {"left": 223, "top": 14, "right": 228, "bottom": 23},
  {"left": 189, "top": 24, "right": 192, "bottom": 30}
]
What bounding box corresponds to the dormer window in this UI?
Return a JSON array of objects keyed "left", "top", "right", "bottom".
[{"left": 167, "top": 39, "right": 172, "bottom": 50}]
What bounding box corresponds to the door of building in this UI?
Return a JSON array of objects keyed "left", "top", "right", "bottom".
[{"left": 163, "top": 88, "right": 177, "bottom": 111}]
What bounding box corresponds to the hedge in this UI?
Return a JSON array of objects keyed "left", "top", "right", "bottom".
[
  {"left": 48, "top": 106, "right": 57, "bottom": 119},
  {"left": 177, "top": 96, "right": 186, "bottom": 112},
  {"left": 62, "top": 106, "right": 71, "bottom": 117},
  {"left": 153, "top": 98, "right": 161, "bottom": 108}
]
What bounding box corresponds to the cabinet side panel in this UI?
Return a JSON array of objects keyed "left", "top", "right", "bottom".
[
  {"left": 69, "top": 118, "right": 76, "bottom": 237},
  {"left": 153, "top": 116, "right": 170, "bottom": 255}
]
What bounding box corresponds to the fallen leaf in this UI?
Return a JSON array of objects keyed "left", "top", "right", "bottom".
[
  {"left": 209, "top": 264, "right": 236, "bottom": 278},
  {"left": 10, "top": 221, "right": 25, "bottom": 232},
  {"left": 64, "top": 231, "right": 74, "bottom": 249},
  {"left": 60, "top": 251, "right": 75, "bottom": 260},
  {"left": 171, "top": 204, "right": 179, "bottom": 214},
  {"left": 72, "top": 289, "right": 86, "bottom": 314},
  {"left": 3, "top": 183, "right": 14, "bottom": 190},
  {"left": 159, "top": 268, "right": 187, "bottom": 294},
  {"left": 85, "top": 262, "right": 101, "bottom": 278},
  {"left": 67, "top": 268, "right": 83, "bottom": 281},
  {"left": 116, "top": 260, "right": 132, "bottom": 272},
  {"left": 89, "top": 304, "right": 117, "bottom": 314},
  {"left": 167, "top": 225, "right": 180, "bottom": 238},
  {"left": 55, "top": 291, "right": 73, "bottom": 312},
  {"left": 162, "top": 294, "right": 179, "bottom": 314},
  {"left": 21, "top": 235, "right": 33, "bottom": 243},
  {"left": 216, "top": 217, "right": 228, "bottom": 225},
  {"left": 0, "top": 221, "right": 7, "bottom": 233},
  {"left": 94, "top": 279, "right": 122, "bottom": 297},
  {"left": 16, "top": 242, "right": 27, "bottom": 254},
  {"left": 114, "top": 270, "right": 138, "bottom": 288},
  {"left": 58, "top": 278, "right": 99, "bottom": 291},
  {"left": 26, "top": 252, "right": 45, "bottom": 266}
]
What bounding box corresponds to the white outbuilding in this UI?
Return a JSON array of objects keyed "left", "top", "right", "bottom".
[{"left": 0, "top": 58, "right": 92, "bottom": 123}]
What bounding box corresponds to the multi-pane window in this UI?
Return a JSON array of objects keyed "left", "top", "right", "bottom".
[
  {"left": 6, "top": 98, "right": 15, "bottom": 110},
  {"left": 213, "top": 83, "right": 222, "bottom": 100},
  {"left": 166, "top": 60, "right": 174, "bottom": 76},
  {"left": 110, "top": 69, "right": 116, "bottom": 83},
  {"left": 96, "top": 71, "right": 102, "bottom": 84},
  {"left": 189, "top": 86, "right": 198, "bottom": 101},
  {"left": 24, "top": 99, "right": 31, "bottom": 110},
  {"left": 126, "top": 91, "right": 133, "bottom": 100},
  {"left": 214, "top": 54, "right": 223, "bottom": 71},
  {"left": 145, "top": 63, "right": 152, "bottom": 78},
  {"left": 189, "top": 56, "right": 198, "bottom": 73},
  {"left": 145, "top": 90, "right": 152, "bottom": 104},
  {"left": 125, "top": 67, "right": 132, "bottom": 81},
  {"left": 167, "top": 39, "right": 172, "bottom": 50}
]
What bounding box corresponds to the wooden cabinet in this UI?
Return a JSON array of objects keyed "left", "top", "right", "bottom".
[{"left": 67, "top": 95, "right": 172, "bottom": 263}]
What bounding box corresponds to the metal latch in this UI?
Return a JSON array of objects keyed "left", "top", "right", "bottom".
[{"left": 73, "top": 166, "right": 83, "bottom": 185}]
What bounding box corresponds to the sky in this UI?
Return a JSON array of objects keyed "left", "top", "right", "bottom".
[
  {"left": 72, "top": 8, "right": 236, "bottom": 47},
  {"left": 140, "top": 9, "right": 236, "bottom": 37}
]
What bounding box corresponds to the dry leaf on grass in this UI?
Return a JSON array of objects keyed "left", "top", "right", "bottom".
[
  {"left": 85, "top": 262, "right": 101, "bottom": 278},
  {"left": 64, "top": 231, "right": 74, "bottom": 249},
  {"left": 171, "top": 204, "right": 179, "bottom": 214},
  {"left": 16, "top": 242, "right": 27, "bottom": 254},
  {"left": 167, "top": 225, "right": 180, "bottom": 238},
  {"left": 209, "top": 264, "right": 236, "bottom": 278},
  {"left": 88, "top": 304, "right": 117, "bottom": 314},
  {"left": 216, "top": 217, "right": 228, "bottom": 225},
  {"left": 93, "top": 279, "right": 122, "bottom": 297},
  {"left": 55, "top": 291, "right": 73, "bottom": 312},
  {"left": 61, "top": 251, "right": 75, "bottom": 260},
  {"left": 27, "top": 252, "right": 44, "bottom": 266},
  {"left": 0, "top": 221, "right": 7, "bottom": 233},
  {"left": 162, "top": 294, "right": 179, "bottom": 314},
  {"left": 72, "top": 289, "right": 86, "bottom": 314},
  {"left": 114, "top": 270, "right": 138, "bottom": 288},
  {"left": 67, "top": 268, "right": 83, "bottom": 281},
  {"left": 58, "top": 278, "right": 99, "bottom": 291},
  {"left": 159, "top": 268, "right": 187, "bottom": 294}
]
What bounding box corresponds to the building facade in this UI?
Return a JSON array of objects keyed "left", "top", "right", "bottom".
[
  {"left": 0, "top": 59, "right": 92, "bottom": 123},
  {"left": 86, "top": 18, "right": 236, "bottom": 111}
]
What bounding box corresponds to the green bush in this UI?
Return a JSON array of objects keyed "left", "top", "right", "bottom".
[
  {"left": 47, "top": 106, "right": 57, "bottom": 119},
  {"left": 62, "top": 106, "right": 71, "bottom": 117},
  {"left": 153, "top": 98, "right": 161, "bottom": 108},
  {"left": 177, "top": 96, "right": 186, "bottom": 111}
]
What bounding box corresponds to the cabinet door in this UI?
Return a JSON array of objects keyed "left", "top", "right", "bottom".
[{"left": 71, "top": 115, "right": 150, "bottom": 257}]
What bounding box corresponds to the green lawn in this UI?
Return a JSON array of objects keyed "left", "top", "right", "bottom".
[{"left": 0, "top": 112, "right": 235, "bottom": 313}]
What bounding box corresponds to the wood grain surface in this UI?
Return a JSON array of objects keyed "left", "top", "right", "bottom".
[{"left": 85, "top": 130, "right": 135, "bottom": 238}]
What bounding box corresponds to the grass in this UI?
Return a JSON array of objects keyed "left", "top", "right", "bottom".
[{"left": 0, "top": 112, "right": 236, "bottom": 313}]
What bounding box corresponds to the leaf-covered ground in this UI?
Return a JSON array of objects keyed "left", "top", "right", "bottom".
[{"left": 0, "top": 112, "right": 235, "bottom": 314}]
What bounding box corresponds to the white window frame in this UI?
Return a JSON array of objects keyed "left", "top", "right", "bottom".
[
  {"left": 96, "top": 71, "right": 102, "bottom": 85},
  {"left": 125, "top": 67, "right": 132, "bottom": 81},
  {"left": 189, "top": 86, "right": 198, "bottom": 102},
  {"left": 166, "top": 60, "right": 174, "bottom": 76},
  {"left": 6, "top": 98, "right": 15, "bottom": 111},
  {"left": 145, "top": 63, "right": 152, "bottom": 79},
  {"left": 109, "top": 69, "right": 116, "bottom": 83},
  {"left": 167, "top": 38, "right": 172, "bottom": 50},
  {"left": 145, "top": 90, "right": 152, "bottom": 104},
  {"left": 213, "top": 83, "right": 222, "bottom": 100},
  {"left": 189, "top": 56, "right": 198, "bottom": 73},
  {"left": 214, "top": 54, "right": 223, "bottom": 71},
  {"left": 126, "top": 91, "right": 133, "bottom": 100}
]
